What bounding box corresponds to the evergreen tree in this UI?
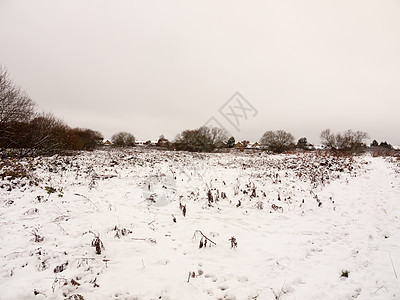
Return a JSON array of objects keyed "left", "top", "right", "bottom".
[{"left": 227, "top": 136, "right": 235, "bottom": 148}]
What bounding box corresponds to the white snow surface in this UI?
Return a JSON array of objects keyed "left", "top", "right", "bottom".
[{"left": 0, "top": 149, "right": 399, "bottom": 300}]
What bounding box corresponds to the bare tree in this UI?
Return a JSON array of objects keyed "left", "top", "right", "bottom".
[
  {"left": 320, "top": 129, "right": 368, "bottom": 152},
  {"left": 111, "top": 132, "right": 135, "bottom": 146},
  {"left": 173, "top": 126, "right": 228, "bottom": 152},
  {"left": 320, "top": 129, "right": 336, "bottom": 149},
  {"left": 202, "top": 126, "right": 228, "bottom": 149},
  {"left": 0, "top": 67, "right": 35, "bottom": 150},
  {"left": 260, "top": 130, "right": 295, "bottom": 153}
]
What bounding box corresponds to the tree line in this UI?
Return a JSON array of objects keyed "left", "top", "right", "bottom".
[
  {"left": 109, "top": 127, "right": 372, "bottom": 154},
  {"left": 2, "top": 66, "right": 394, "bottom": 157},
  {"left": 0, "top": 67, "right": 103, "bottom": 157}
]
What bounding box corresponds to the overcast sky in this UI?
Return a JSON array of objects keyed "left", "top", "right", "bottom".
[{"left": 1, "top": 0, "right": 399, "bottom": 144}]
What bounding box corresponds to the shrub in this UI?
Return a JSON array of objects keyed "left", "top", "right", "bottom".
[
  {"left": 27, "top": 113, "right": 69, "bottom": 156},
  {"left": 66, "top": 128, "right": 103, "bottom": 150}
]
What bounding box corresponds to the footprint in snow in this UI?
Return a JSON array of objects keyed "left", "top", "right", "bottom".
[
  {"left": 205, "top": 273, "right": 218, "bottom": 282},
  {"left": 218, "top": 284, "right": 229, "bottom": 291}
]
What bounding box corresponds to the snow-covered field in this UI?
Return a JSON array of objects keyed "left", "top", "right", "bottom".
[{"left": 1, "top": 149, "right": 399, "bottom": 300}]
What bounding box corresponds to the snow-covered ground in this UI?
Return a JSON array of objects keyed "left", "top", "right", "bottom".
[{"left": 0, "top": 149, "right": 399, "bottom": 300}]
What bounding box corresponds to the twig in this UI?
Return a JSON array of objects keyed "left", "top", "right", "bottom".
[
  {"left": 187, "top": 271, "right": 195, "bottom": 283},
  {"left": 148, "top": 214, "right": 156, "bottom": 226},
  {"left": 51, "top": 275, "right": 68, "bottom": 292},
  {"left": 169, "top": 167, "right": 176, "bottom": 179},
  {"left": 374, "top": 286, "right": 388, "bottom": 294},
  {"left": 131, "top": 237, "right": 156, "bottom": 244},
  {"left": 72, "top": 257, "right": 96, "bottom": 268},
  {"left": 74, "top": 193, "right": 100, "bottom": 211},
  {"left": 142, "top": 259, "right": 145, "bottom": 268},
  {"left": 83, "top": 231, "right": 105, "bottom": 254},
  {"left": 271, "top": 281, "right": 286, "bottom": 300},
  {"left": 193, "top": 230, "right": 216, "bottom": 245},
  {"left": 389, "top": 252, "right": 398, "bottom": 280},
  {"left": 73, "top": 257, "right": 96, "bottom": 261},
  {"left": 103, "top": 259, "right": 110, "bottom": 268},
  {"left": 54, "top": 222, "right": 68, "bottom": 235}
]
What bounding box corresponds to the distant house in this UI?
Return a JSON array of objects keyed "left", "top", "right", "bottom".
[
  {"left": 104, "top": 140, "right": 112, "bottom": 146},
  {"left": 135, "top": 140, "right": 146, "bottom": 146},
  {"left": 234, "top": 142, "right": 243, "bottom": 149},
  {"left": 135, "top": 140, "right": 158, "bottom": 146},
  {"left": 304, "top": 144, "right": 315, "bottom": 151},
  {"left": 145, "top": 140, "right": 158, "bottom": 146},
  {"left": 250, "top": 142, "right": 260, "bottom": 149},
  {"left": 297, "top": 143, "right": 315, "bottom": 151},
  {"left": 233, "top": 142, "right": 244, "bottom": 152}
]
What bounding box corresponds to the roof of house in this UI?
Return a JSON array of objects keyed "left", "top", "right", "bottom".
[
  {"left": 250, "top": 142, "right": 260, "bottom": 148},
  {"left": 234, "top": 142, "right": 243, "bottom": 147}
]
